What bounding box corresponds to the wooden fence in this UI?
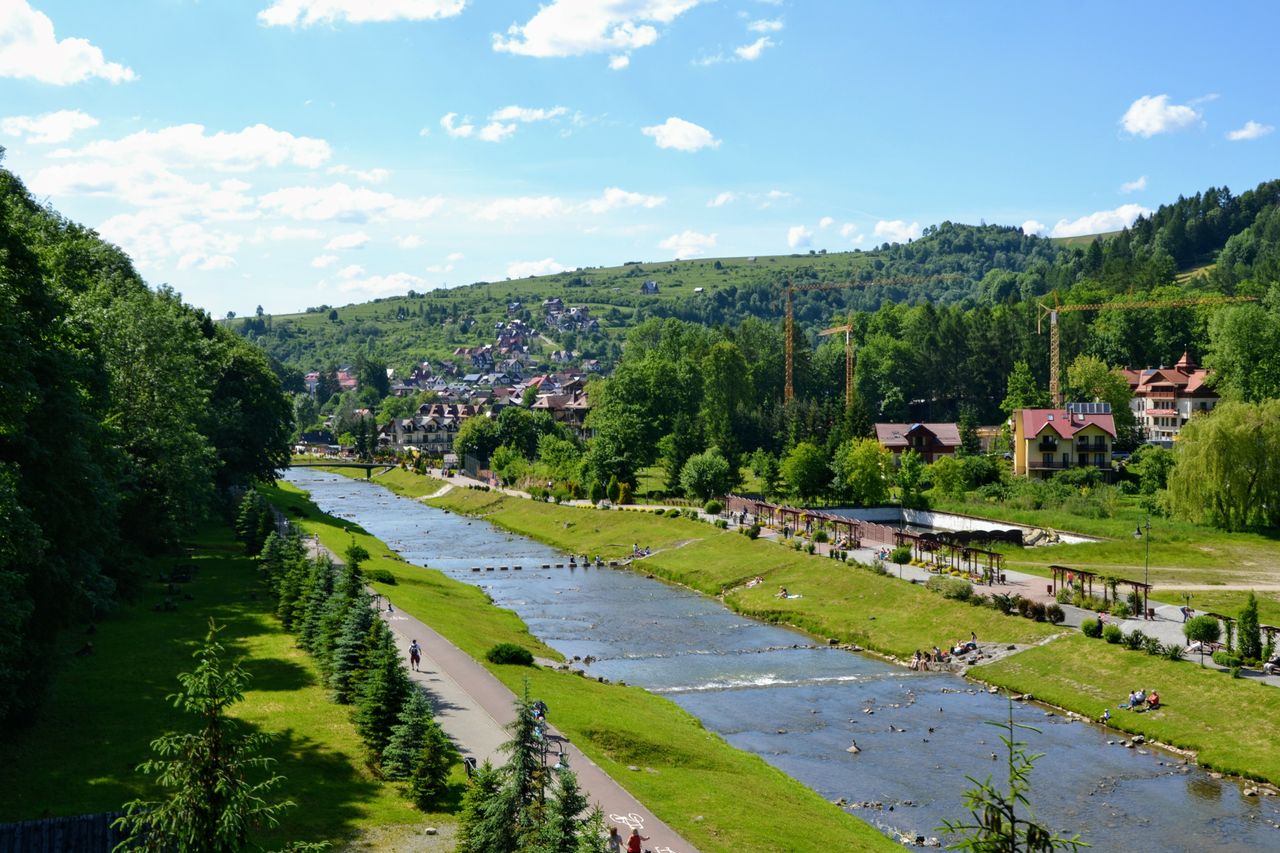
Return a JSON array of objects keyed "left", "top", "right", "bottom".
[{"left": 0, "top": 812, "right": 125, "bottom": 853}]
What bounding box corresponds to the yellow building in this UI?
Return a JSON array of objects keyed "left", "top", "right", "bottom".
[{"left": 1012, "top": 405, "right": 1116, "bottom": 479}]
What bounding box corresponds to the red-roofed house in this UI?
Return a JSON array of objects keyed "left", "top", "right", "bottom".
[
  {"left": 1121, "top": 351, "right": 1218, "bottom": 443},
  {"left": 1013, "top": 406, "right": 1116, "bottom": 479},
  {"left": 874, "top": 422, "right": 961, "bottom": 463}
]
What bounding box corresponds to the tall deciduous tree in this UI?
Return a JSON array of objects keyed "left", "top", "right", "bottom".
[
  {"left": 832, "top": 438, "right": 892, "bottom": 507},
  {"left": 679, "top": 447, "right": 732, "bottom": 502},
  {"left": 781, "top": 442, "right": 830, "bottom": 504},
  {"left": 1168, "top": 400, "right": 1280, "bottom": 531}
]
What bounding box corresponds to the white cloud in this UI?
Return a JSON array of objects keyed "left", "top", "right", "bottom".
[
  {"left": 475, "top": 195, "right": 569, "bottom": 222},
  {"left": 747, "top": 18, "right": 783, "bottom": 32},
  {"left": 447, "top": 251, "right": 464, "bottom": 261},
  {"left": 658, "top": 229, "right": 716, "bottom": 258},
  {"left": 1120, "top": 94, "right": 1200, "bottom": 138},
  {"left": 1021, "top": 220, "right": 1047, "bottom": 236},
  {"left": 178, "top": 253, "right": 236, "bottom": 271},
  {"left": 336, "top": 263, "right": 365, "bottom": 279},
  {"left": 426, "top": 252, "right": 462, "bottom": 273},
  {"left": 1226, "top": 120, "right": 1274, "bottom": 141},
  {"left": 440, "top": 112, "right": 474, "bottom": 138},
  {"left": 1120, "top": 175, "right": 1147, "bottom": 194},
  {"left": 395, "top": 235, "right": 424, "bottom": 249},
  {"left": 335, "top": 271, "right": 428, "bottom": 296},
  {"left": 53, "top": 123, "right": 331, "bottom": 171},
  {"left": 489, "top": 105, "right": 568, "bottom": 123},
  {"left": 608, "top": 54, "right": 630, "bottom": 70},
  {"left": 311, "top": 254, "right": 339, "bottom": 268},
  {"left": 0, "top": 0, "right": 136, "bottom": 84},
  {"left": 478, "top": 121, "right": 517, "bottom": 142},
  {"left": 707, "top": 191, "right": 736, "bottom": 207},
  {"left": 787, "top": 225, "right": 812, "bottom": 249},
  {"left": 818, "top": 216, "right": 834, "bottom": 229},
  {"left": 641, "top": 116, "right": 719, "bottom": 152},
  {"left": 839, "top": 222, "right": 859, "bottom": 239},
  {"left": 417, "top": 126, "right": 431, "bottom": 137},
  {"left": 259, "top": 183, "right": 445, "bottom": 222},
  {"left": 327, "top": 164, "right": 390, "bottom": 183},
  {"left": 253, "top": 225, "right": 323, "bottom": 242},
  {"left": 493, "top": 0, "right": 704, "bottom": 64},
  {"left": 0, "top": 109, "right": 97, "bottom": 144},
  {"left": 507, "top": 258, "right": 568, "bottom": 278},
  {"left": 583, "top": 186, "right": 666, "bottom": 213},
  {"left": 734, "top": 36, "right": 773, "bottom": 61},
  {"left": 259, "top": 0, "right": 466, "bottom": 27},
  {"left": 96, "top": 208, "right": 243, "bottom": 271},
  {"left": 1048, "top": 203, "right": 1151, "bottom": 238},
  {"left": 325, "top": 231, "right": 370, "bottom": 250},
  {"left": 874, "top": 219, "right": 922, "bottom": 243}
]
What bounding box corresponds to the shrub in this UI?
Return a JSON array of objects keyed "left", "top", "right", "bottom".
[
  {"left": 665, "top": 508, "right": 681, "bottom": 518},
  {"left": 992, "top": 594, "right": 1016, "bottom": 616},
  {"left": 1045, "top": 604, "right": 1065, "bottom": 625},
  {"left": 1026, "top": 601, "right": 1046, "bottom": 621},
  {"left": 1081, "top": 618, "right": 1102, "bottom": 638},
  {"left": 1055, "top": 588, "right": 1074, "bottom": 605},
  {"left": 806, "top": 543, "right": 816, "bottom": 554},
  {"left": 1230, "top": 666, "right": 1243, "bottom": 679},
  {"left": 485, "top": 643, "right": 534, "bottom": 666},
  {"left": 813, "top": 530, "right": 829, "bottom": 543},
  {"left": 1015, "top": 597, "right": 1033, "bottom": 618},
  {"left": 1103, "top": 624, "right": 1123, "bottom": 644},
  {"left": 747, "top": 524, "right": 761, "bottom": 540},
  {"left": 1110, "top": 601, "right": 1132, "bottom": 620},
  {"left": 715, "top": 519, "right": 728, "bottom": 529},
  {"left": 1123, "top": 630, "right": 1147, "bottom": 651},
  {"left": 925, "top": 575, "right": 973, "bottom": 602},
  {"left": 365, "top": 567, "right": 397, "bottom": 585},
  {"left": 703, "top": 499, "right": 723, "bottom": 515},
  {"left": 1143, "top": 635, "right": 1163, "bottom": 656},
  {"left": 1212, "top": 650, "right": 1244, "bottom": 668},
  {"left": 1161, "top": 642, "right": 1184, "bottom": 661}
]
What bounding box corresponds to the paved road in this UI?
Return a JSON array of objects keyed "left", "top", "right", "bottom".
[{"left": 300, "top": 533, "right": 699, "bottom": 853}]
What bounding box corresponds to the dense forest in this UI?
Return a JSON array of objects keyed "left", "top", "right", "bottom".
[{"left": 0, "top": 153, "right": 294, "bottom": 726}]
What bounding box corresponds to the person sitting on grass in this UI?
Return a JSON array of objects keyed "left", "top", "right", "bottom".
[
  {"left": 1146, "top": 689, "right": 1160, "bottom": 710},
  {"left": 777, "top": 586, "right": 789, "bottom": 599},
  {"left": 1264, "top": 654, "right": 1280, "bottom": 676}
]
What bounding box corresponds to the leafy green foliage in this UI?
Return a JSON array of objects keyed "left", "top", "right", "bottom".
[
  {"left": 1169, "top": 400, "right": 1280, "bottom": 530},
  {"left": 1238, "top": 593, "right": 1263, "bottom": 661},
  {"left": 679, "top": 447, "right": 732, "bottom": 501},
  {"left": 487, "top": 643, "right": 535, "bottom": 666}
]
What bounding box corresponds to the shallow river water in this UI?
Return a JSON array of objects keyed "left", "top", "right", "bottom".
[{"left": 287, "top": 469, "right": 1280, "bottom": 849}]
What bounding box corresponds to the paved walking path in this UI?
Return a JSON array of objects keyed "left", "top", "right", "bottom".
[{"left": 301, "top": 534, "right": 698, "bottom": 853}]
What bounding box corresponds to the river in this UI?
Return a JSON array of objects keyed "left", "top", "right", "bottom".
[{"left": 286, "top": 469, "right": 1280, "bottom": 849}]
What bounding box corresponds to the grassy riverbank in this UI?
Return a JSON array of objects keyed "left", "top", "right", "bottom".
[
  {"left": 266, "top": 479, "right": 899, "bottom": 852},
  {"left": 342, "top": 467, "right": 1280, "bottom": 786},
  {"left": 0, "top": 521, "right": 428, "bottom": 847},
  {"left": 973, "top": 635, "right": 1280, "bottom": 782}
]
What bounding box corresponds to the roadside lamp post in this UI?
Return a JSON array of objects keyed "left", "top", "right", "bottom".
[{"left": 1134, "top": 514, "right": 1151, "bottom": 619}]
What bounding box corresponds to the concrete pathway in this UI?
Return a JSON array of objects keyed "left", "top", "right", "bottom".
[{"left": 300, "top": 534, "right": 699, "bottom": 853}]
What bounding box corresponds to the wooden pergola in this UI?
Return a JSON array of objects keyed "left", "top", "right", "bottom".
[{"left": 1051, "top": 564, "right": 1153, "bottom": 617}]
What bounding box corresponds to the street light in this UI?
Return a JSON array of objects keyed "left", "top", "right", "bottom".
[{"left": 1134, "top": 514, "right": 1151, "bottom": 619}]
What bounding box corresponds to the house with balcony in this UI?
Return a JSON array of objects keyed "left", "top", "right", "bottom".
[
  {"left": 1012, "top": 404, "right": 1116, "bottom": 479},
  {"left": 1121, "top": 351, "right": 1218, "bottom": 444}
]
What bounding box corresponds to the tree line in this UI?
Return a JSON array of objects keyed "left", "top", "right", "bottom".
[{"left": 0, "top": 157, "right": 294, "bottom": 727}]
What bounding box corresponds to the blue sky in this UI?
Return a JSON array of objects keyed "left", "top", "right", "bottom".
[{"left": 1, "top": 0, "right": 1277, "bottom": 316}]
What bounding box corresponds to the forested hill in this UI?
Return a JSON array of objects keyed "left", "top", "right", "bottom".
[
  {"left": 232, "top": 179, "right": 1280, "bottom": 382},
  {"left": 0, "top": 155, "right": 294, "bottom": 727}
]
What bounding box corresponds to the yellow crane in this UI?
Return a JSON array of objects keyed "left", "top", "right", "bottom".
[
  {"left": 1037, "top": 293, "right": 1258, "bottom": 405},
  {"left": 783, "top": 275, "right": 961, "bottom": 403}
]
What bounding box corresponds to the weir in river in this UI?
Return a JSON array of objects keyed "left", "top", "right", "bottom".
[{"left": 286, "top": 469, "right": 1280, "bottom": 849}]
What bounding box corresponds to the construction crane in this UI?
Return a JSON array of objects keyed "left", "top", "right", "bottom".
[
  {"left": 818, "top": 319, "right": 855, "bottom": 409},
  {"left": 783, "top": 275, "right": 962, "bottom": 403},
  {"left": 1037, "top": 293, "right": 1258, "bottom": 405}
]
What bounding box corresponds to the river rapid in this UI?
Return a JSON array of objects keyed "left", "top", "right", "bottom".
[{"left": 286, "top": 469, "right": 1280, "bottom": 849}]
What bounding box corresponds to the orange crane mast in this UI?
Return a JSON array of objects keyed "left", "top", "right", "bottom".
[{"left": 1037, "top": 293, "right": 1258, "bottom": 405}]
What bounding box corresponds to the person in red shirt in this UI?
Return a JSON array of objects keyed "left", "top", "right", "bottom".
[{"left": 627, "top": 828, "right": 649, "bottom": 853}]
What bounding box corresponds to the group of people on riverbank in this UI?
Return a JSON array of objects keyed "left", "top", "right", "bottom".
[
  {"left": 1111, "top": 687, "right": 1160, "bottom": 714},
  {"left": 910, "top": 633, "right": 979, "bottom": 670}
]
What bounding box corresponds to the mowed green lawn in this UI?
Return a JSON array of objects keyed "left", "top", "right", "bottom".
[
  {"left": 267, "top": 479, "right": 899, "bottom": 852},
  {"left": 0, "top": 522, "right": 429, "bottom": 846},
  {"left": 975, "top": 635, "right": 1280, "bottom": 782},
  {"left": 417, "top": 477, "right": 1057, "bottom": 659}
]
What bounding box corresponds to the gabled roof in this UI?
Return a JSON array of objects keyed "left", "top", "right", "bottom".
[
  {"left": 1020, "top": 408, "right": 1116, "bottom": 439},
  {"left": 874, "top": 422, "right": 962, "bottom": 448}
]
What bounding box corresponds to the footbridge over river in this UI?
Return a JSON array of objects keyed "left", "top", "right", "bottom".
[{"left": 284, "top": 460, "right": 393, "bottom": 479}]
